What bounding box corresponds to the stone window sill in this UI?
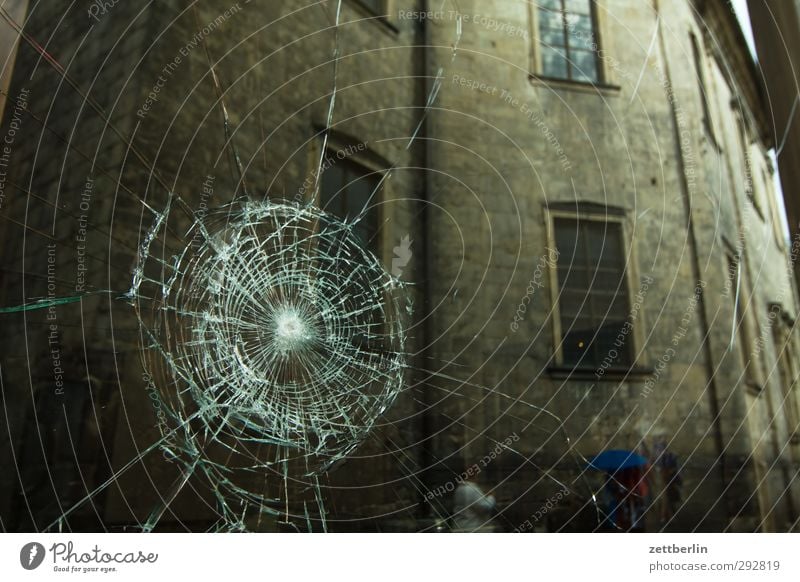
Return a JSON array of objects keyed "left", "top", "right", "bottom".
[
  {"left": 547, "top": 365, "right": 654, "bottom": 382},
  {"left": 529, "top": 73, "right": 621, "bottom": 95}
]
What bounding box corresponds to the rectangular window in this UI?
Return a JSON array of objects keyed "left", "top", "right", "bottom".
[
  {"left": 770, "top": 307, "right": 800, "bottom": 443},
  {"left": 736, "top": 118, "right": 754, "bottom": 196},
  {"left": 735, "top": 116, "right": 765, "bottom": 219},
  {"left": 319, "top": 152, "right": 381, "bottom": 252},
  {"left": 536, "top": 0, "right": 601, "bottom": 83},
  {"left": 690, "top": 33, "right": 719, "bottom": 146},
  {"left": 726, "top": 254, "right": 759, "bottom": 386},
  {"left": 553, "top": 216, "right": 632, "bottom": 368},
  {"left": 764, "top": 164, "right": 787, "bottom": 249}
]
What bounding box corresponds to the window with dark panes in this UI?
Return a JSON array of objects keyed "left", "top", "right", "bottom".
[
  {"left": 554, "top": 217, "right": 632, "bottom": 367},
  {"left": 537, "top": 0, "right": 601, "bottom": 83},
  {"left": 320, "top": 153, "right": 381, "bottom": 252}
]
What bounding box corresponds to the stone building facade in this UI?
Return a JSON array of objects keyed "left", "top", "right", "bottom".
[
  {"left": 0, "top": 0, "right": 798, "bottom": 532},
  {"left": 421, "top": 0, "right": 800, "bottom": 532},
  {"left": 748, "top": 0, "right": 800, "bottom": 289}
]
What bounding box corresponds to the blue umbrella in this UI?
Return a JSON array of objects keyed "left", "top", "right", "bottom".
[{"left": 588, "top": 449, "right": 648, "bottom": 471}]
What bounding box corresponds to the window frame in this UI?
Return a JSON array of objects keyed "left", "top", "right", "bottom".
[
  {"left": 529, "top": 0, "right": 611, "bottom": 87},
  {"left": 307, "top": 133, "right": 400, "bottom": 352},
  {"left": 769, "top": 303, "right": 800, "bottom": 445},
  {"left": 318, "top": 153, "right": 382, "bottom": 251},
  {"left": 545, "top": 205, "right": 648, "bottom": 377},
  {"left": 762, "top": 158, "right": 788, "bottom": 250},
  {"left": 309, "top": 134, "right": 387, "bottom": 264},
  {"left": 690, "top": 32, "right": 722, "bottom": 149},
  {"left": 723, "top": 248, "right": 766, "bottom": 391},
  {"left": 734, "top": 113, "right": 767, "bottom": 221}
]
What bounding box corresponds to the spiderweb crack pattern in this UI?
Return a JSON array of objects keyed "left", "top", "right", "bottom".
[
  {"left": 0, "top": 0, "right": 612, "bottom": 534},
  {"left": 131, "top": 199, "right": 407, "bottom": 516}
]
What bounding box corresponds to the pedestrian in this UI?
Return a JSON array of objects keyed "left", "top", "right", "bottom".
[{"left": 452, "top": 470, "right": 496, "bottom": 532}]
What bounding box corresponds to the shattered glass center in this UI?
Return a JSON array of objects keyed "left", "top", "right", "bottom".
[{"left": 272, "top": 306, "right": 315, "bottom": 355}]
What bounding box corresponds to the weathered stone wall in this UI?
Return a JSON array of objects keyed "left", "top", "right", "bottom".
[
  {"left": 0, "top": 0, "right": 429, "bottom": 531},
  {"left": 424, "top": 0, "right": 799, "bottom": 531},
  {"left": 1, "top": 0, "right": 797, "bottom": 532}
]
